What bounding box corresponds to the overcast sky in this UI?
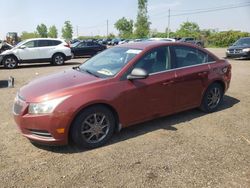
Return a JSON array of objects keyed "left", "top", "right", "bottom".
[{"left": 0, "top": 0, "right": 250, "bottom": 39}]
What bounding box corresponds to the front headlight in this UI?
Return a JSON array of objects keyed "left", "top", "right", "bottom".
[
  {"left": 242, "top": 48, "right": 250, "bottom": 52},
  {"left": 28, "top": 96, "right": 69, "bottom": 114}
]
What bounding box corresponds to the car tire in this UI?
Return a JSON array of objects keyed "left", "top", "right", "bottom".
[
  {"left": 200, "top": 83, "right": 223, "bottom": 113},
  {"left": 52, "top": 53, "right": 65, "bottom": 66},
  {"left": 70, "top": 105, "right": 115, "bottom": 149},
  {"left": 3, "top": 55, "right": 18, "bottom": 69},
  {"left": 71, "top": 52, "right": 75, "bottom": 59}
]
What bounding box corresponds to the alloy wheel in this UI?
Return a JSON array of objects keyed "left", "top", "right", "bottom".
[
  {"left": 207, "top": 87, "right": 221, "bottom": 109},
  {"left": 54, "top": 55, "right": 64, "bottom": 65},
  {"left": 81, "top": 113, "right": 110, "bottom": 144},
  {"left": 5, "top": 57, "right": 17, "bottom": 68}
]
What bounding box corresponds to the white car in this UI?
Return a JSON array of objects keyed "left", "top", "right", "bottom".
[{"left": 0, "top": 38, "right": 71, "bottom": 69}]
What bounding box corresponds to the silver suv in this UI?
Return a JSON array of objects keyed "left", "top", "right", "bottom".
[{"left": 0, "top": 38, "right": 71, "bottom": 69}]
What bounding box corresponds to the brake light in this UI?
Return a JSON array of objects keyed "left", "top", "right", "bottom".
[{"left": 64, "top": 43, "right": 70, "bottom": 48}]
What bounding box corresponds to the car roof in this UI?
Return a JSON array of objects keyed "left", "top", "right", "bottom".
[
  {"left": 25, "top": 38, "right": 64, "bottom": 42},
  {"left": 119, "top": 41, "right": 176, "bottom": 50}
]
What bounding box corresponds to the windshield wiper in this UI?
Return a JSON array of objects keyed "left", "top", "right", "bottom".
[
  {"left": 73, "top": 66, "right": 99, "bottom": 78},
  {"left": 81, "top": 68, "right": 100, "bottom": 78},
  {"left": 72, "top": 66, "right": 80, "bottom": 70}
]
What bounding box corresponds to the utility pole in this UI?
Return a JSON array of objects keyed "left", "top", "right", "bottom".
[
  {"left": 106, "top": 19, "right": 109, "bottom": 38},
  {"left": 167, "top": 9, "right": 170, "bottom": 38}
]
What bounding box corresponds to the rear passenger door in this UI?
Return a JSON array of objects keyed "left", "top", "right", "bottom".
[
  {"left": 170, "top": 45, "right": 213, "bottom": 111},
  {"left": 37, "top": 40, "right": 58, "bottom": 59}
]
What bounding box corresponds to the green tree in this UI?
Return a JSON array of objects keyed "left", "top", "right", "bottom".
[
  {"left": 115, "top": 17, "right": 133, "bottom": 38},
  {"left": 135, "top": 0, "right": 150, "bottom": 38},
  {"left": 36, "top": 23, "right": 48, "bottom": 38},
  {"left": 176, "top": 21, "right": 200, "bottom": 38},
  {"left": 20, "top": 31, "right": 40, "bottom": 40},
  {"left": 48, "top": 25, "right": 58, "bottom": 38},
  {"left": 62, "top": 21, "right": 73, "bottom": 40}
]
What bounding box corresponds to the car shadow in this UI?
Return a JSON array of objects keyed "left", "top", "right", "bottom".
[
  {"left": 33, "top": 95, "right": 240, "bottom": 153},
  {"left": 0, "top": 62, "right": 81, "bottom": 70}
]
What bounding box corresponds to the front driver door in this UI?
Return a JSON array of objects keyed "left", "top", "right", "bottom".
[
  {"left": 17, "top": 40, "right": 40, "bottom": 60},
  {"left": 121, "top": 46, "right": 176, "bottom": 126}
]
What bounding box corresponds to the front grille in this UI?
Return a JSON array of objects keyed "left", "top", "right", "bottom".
[
  {"left": 28, "top": 129, "right": 52, "bottom": 138},
  {"left": 229, "top": 49, "right": 242, "bottom": 54}
]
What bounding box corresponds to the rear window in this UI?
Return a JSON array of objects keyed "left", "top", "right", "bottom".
[
  {"left": 50, "top": 40, "right": 62, "bottom": 46},
  {"left": 172, "top": 46, "right": 215, "bottom": 68}
]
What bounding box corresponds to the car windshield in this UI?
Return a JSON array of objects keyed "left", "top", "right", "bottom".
[
  {"left": 79, "top": 47, "right": 142, "bottom": 78},
  {"left": 71, "top": 41, "right": 80, "bottom": 47},
  {"left": 14, "top": 40, "right": 28, "bottom": 48},
  {"left": 233, "top": 38, "right": 250, "bottom": 46}
]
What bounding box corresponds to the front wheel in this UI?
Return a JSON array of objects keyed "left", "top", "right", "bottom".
[
  {"left": 52, "top": 54, "right": 65, "bottom": 65},
  {"left": 70, "top": 105, "right": 115, "bottom": 149},
  {"left": 200, "top": 83, "right": 223, "bottom": 113},
  {"left": 3, "top": 56, "right": 18, "bottom": 69}
]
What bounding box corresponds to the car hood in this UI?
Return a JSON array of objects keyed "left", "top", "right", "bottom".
[
  {"left": 19, "top": 69, "right": 101, "bottom": 102},
  {"left": 1, "top": 49, "right": 13, "bottom": 55},
  {"left": 228, "top": 45, "right": 250, "bottom": 50}
]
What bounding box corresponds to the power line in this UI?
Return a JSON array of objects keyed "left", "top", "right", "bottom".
[
  {"left": 172, "top": 4, "right": 250, "bottom": 17},
  {"left": 150, "top": 2, "right": 250, "bottom": 18}
]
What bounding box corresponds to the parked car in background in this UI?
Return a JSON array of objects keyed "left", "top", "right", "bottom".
[
  {"left": 13, "top": 41, "right": 231, "bottom": 148},
  {"left": 71, "top": 41, "right": 107, "bottom": 58},
  {"left": 0, "top": 38, "right": 71, "bottom": 69},
  {"left": 148, "top": 38, "right": 176, "bottom": 42},
  {"left": 70, "top": 39, "right": 80, "bottom": 44},
  {"left": 226, "top": 37, "right": 250, "bottom": 59},
  {"left": 110, "top": 38, "right": 121, "bottom": 45},
  {"left": 179, "top": 37, "right": 204, "bottom": 47}
]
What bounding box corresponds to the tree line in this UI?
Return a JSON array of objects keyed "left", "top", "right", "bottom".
[{"left": 20, "top": 21, "right": 73, "bottom": 41}]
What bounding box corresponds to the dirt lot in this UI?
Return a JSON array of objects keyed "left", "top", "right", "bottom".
[{"left": 0, "top": 48, "right": 249, "bottom": 187}]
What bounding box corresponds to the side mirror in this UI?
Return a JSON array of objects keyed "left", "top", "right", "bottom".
[
  {"left": 127, "top": 68, "right": 148, "bottom": 80},
  {"left": 19, "top": 45, "right": 26, "bottom": 49}
]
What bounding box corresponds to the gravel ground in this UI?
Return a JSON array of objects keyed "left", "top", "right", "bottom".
[{"left": 0, "top": 48, "right": 249, "bottom": 188}]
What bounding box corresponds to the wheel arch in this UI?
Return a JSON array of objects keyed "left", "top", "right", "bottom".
[{"left": 52, "top": 52, "right": 66, "bottom": 60}]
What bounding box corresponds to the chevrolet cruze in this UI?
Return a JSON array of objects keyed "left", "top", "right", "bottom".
[{"left": 13, "top": 42, "right": 231, "bottom": 148}]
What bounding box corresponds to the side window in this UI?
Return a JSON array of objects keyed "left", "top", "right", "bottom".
[
  {"left": 23, "top": 41, "right": 36, "bottom": 48},
  {"left": 172, "top": 46, "right": 211, "bottom": 68},
  {"left": 38, "top": 40, "right": 50, "bottom": 47},
  {"left": 78, "top": 42, "right": 87, "bottom": 48},
  {"left": 86, "top": 42, "right": 94, "bottom": 47},
  {"left": 133, "top": 47, "right": 171, "bottom": 74},
  {"left": 49, "top": 40, "right": 61, "bottom": 46}
]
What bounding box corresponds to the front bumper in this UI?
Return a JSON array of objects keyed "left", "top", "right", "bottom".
[
  {"left": 226, "top": 51, "right": 250, "bottom": 58},
  {"left": 13, "top": 98, "right": 71, "bottom": 145},
  {"left": 0, "top": 55, "right": 3, "bottom": 64}
]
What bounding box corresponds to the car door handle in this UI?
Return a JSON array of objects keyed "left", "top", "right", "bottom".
[
  {"left": 162, "top": 80, "right": 175, "bottom": 85},
  {"left": 198, "top": 71, "right": 208, "bottom": 77}
]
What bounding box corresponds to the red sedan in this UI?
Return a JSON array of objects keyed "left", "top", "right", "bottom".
[{"left": 13, "top": 42, "right": 231, "bottom": 148}]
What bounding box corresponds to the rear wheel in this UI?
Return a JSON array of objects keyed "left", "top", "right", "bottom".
[
  {"left": 3, "top": 55, "right": 18, "bottom": 69},
  {"left": 52, "top": 53, "right": 65, "bottom": 65},
  {"left": 70, "top": 105, "right": 115, "bottom": 148},
  {"left": 200, "top": 83, "right": 223, "bottom": 113}
]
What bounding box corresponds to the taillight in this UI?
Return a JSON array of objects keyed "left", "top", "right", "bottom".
[
  {"left": 64, "top": 43, "right": 70, "bottom": 48},
  {"left": 223, "top": 63, "right": 231, "bottom": 78}
]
